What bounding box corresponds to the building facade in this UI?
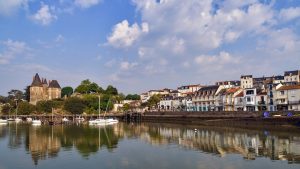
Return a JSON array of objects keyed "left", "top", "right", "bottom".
[{"left": 30, "top": 73, "right": 61, "bottom": 105}]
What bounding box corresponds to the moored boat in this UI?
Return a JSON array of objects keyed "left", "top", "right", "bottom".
[
  {"left": 0, "top": 119, "right": 8, "bottom": 124},
  {"left": 32, "top": 119, "right": 42, "bottom": 125}
]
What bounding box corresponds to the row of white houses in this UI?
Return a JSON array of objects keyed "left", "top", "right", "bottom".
[{"left": 141, "top": 70, "right": 300, "bottom": 111}]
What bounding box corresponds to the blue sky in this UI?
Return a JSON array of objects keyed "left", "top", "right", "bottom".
[{"left": 0, "top": 0, "right": 300, "bottom": 95}]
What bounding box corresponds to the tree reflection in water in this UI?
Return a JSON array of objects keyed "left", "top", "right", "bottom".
[{"left": 0, "top": 122, "right": 300, "bottom": 165}]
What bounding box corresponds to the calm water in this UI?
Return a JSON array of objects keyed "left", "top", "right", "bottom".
[{"left": 0, "top": 122, "right": 300, "bottom": 169}]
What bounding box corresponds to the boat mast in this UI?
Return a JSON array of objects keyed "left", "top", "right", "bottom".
[{"left": 98, "top": 95, "right": 101, "bottom": 119}]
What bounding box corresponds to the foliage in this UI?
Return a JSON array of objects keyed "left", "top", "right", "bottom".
[
  {"left": 61, "top": 86, "right": 74, "bottom": 98},
  {"left": 122, "top": 103, "right": 131, "bottom": 112},
  {"left": 114, "top": 93, "right": 125, "bottom": 103},
  {"left": 75, "top": 79, "right": 103, "bottom": 94},
  {"left": 64, "top": 97, "right": 86, "bottom": 114},
  {"left": 7, "top": 89, "right": 24, "bottom": 101},
  {"left": 23, "top": 86, "right": 30, "bottom": 102},
  {"left": 105, "top": 85, "right": 118, "bottom": 95},
  {"left": 125, "top": 94, "right": 140, "bottom": 100},
  {"left": 147, "top": 94, "right": 161, "bottom": 108},
  {"left": 36, "top": 100, "right": 63, "bottom": 114},
  {"left": 0, "top": 96, "right": 9, "bottom": 104},
  {"left": 17, "top": 101, "right": 35, "bottom": 115},
  {"left": 1, "top": 104, "right": 11, "bottom": 115}
]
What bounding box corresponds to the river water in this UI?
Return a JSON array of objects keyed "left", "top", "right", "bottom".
[{"left": 0, "top": 122, "right": 299, "bottom": 169}]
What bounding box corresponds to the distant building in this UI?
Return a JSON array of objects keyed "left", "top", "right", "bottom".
[
  {"left": 30, "top": 73, "right": 61, "bottom": 105},
  {"left": 240, "top": 75, "right": 253, "bottom": 89},
  {"left": 284, "top": 70, "right": 300, "bottom": 84},
  {"left": 275, "top": 84, "right": 300, "bottom": 111},
  {"left": 177, "top": 84, "right": 202, "bottom": 96}
]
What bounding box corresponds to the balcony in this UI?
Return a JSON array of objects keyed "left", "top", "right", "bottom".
[
  {"left": 276, "top": 101, "right": 288, "bottom": 105},
  {"left": 288, "top": 100, "right": 300, "bottom": 105}
]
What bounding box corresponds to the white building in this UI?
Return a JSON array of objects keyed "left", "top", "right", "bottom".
[
  {"left": 241, "top": 75, "right": 253, "bottom": 89},
  {"left": 275, "top": 85, "right": 300, "bottom": 111},
  {"left": 284, "top": 70, "right": 300, "bottom": 84}
]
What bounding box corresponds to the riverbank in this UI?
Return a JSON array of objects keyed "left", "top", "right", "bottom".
[{"left": 140, "top": 111, "right": 300, "bottom": 130}]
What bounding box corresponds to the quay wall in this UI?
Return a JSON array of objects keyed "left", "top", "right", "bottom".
[{"left": 139, "top": 111, "right": 300, "bottom": 129}]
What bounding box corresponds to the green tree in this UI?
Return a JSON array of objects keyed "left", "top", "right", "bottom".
[
  {"left": 122, "top": 103, "right": 131, "bottom": 112},
  {"left": 75, "top": 80, "right": 103, "bottom": 94},
  {"left": 147, "top": 94, "right": 161, "bottom": 109},
  {"left": 1, "top": 104, "right": 11, "bottom": 115},
  {"left": 23, "top": 86, "right": 30, "bottom": 102},
  {"left": 7, "top": 89, "right": 23, "bottom": 100},
  {"left": 125, "top": 94, "right": 141, "bottom": 100},
  {"left": 61, "top": 86, "right": 74, "bottom": 98},
  {"left": 105, "top": 85, "right": 118, "bottom": 95},
  {"left": 18, "top": 102, "right": 35, "bottom": 115},
  {"left": 64, "top": 97, "right": 86, "bottom": 114},
  {"left": 36, "top": 101, "right": 54, "bottom": 113}
]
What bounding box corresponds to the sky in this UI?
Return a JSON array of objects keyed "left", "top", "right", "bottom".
[{"left": 0, "top": 0, "right": 300, "bottom": 96}]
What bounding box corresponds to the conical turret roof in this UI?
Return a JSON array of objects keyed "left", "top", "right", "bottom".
[
  {"left": 31, "top": 73, "right": 42, "bottom": 87},
  {"left": 48, "top": 80, "right": 61, "bottom": 89}
]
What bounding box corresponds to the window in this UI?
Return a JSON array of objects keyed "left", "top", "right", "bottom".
[
  {"left": 247, "top": 97, "right": 251, "bottom": 102},
  {"left": 280, "top": 91, "right": 284, "bottom": 95},
  {"left": 246, "top": 90, "right": 254, "bottom": 95}
]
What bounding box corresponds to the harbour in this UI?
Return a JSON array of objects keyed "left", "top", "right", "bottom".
[{"left": 0, "top": 122, "right": 300, "bottom": 169}]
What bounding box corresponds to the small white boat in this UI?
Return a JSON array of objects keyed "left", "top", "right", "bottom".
[
  {"left": 26, "top": 118, "right": 33, "bottom": 122},
  {"left": 32, "top": 119, "right": 42, "bottom": 125},
  {"left": 75, "top": 116, "right": 85, "bottom": 122},
  {"left": 0, "top": 119, "right": 8, "bottom": 124},
  {"left": 89, "top": 118, "right": 107, "bottom": 125},
  {"left": 7, "top": 118, "right": 14, "bottom": 122},
  {"left": 105, "top": 118, "right": 119, "bottom": 125},
  {"left": 15, "top": 117, "right": 22, "bottom": 123},
  {"left": 62, "top": 117, "right": 69, "bottom": 122}
]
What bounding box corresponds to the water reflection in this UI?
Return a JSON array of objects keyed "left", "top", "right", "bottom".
[{"left": 0, "top": 122, "right": 300, "bottom": 165}]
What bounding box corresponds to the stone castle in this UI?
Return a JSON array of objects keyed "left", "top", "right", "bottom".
[{"left": 30, "top": 73, "right": 61, "bottom": 105}]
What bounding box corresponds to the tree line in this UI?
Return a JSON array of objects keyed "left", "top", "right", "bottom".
[{"left": 0, "top": 79, "right": 141, "bottom": 115}]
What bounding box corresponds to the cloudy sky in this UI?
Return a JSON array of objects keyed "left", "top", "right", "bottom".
[{"left": 0, "top": 0, "right": 300, "bottom": 95}]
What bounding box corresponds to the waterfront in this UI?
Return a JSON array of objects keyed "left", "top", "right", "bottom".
[{"left": 0, "top": 122, "right": 300, "bottom": 169}]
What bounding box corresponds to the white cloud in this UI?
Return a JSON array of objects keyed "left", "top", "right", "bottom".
[
  {"left": 55, "top": 34, "right": 65, "bottom": 42},
  {"left": 107, "top": 20, "right": 149, "bottom": 48},
  {"left": 195, "top": 51, "right": 239, "bottom": 65},
  {"left": 120, "top": 61, "right": 138, "bottom": 70},
  {"left": 74, "top": 0, "right": 101, "bottom": 8},
  {"left": 279, "top": 7, "right": 300, "bottom": 22},
  {"left": 0, "top": 39, "right": 30, "bottom": 64},
  {"left": 14, "top": 63, "right": 53, "bottom": 73},
  {"left": 0, "top": 0, "right": 28, "bottom": 16},
  {"left": 32, "top": 3, "right": 57, "bottom": 25}
]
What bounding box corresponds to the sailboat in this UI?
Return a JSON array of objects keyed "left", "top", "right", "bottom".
[
  {"left": 14, "top": 103, "right": 22, "bottom": 123},
  {"left": 89, "top": 95, "right": 106, "bottom": 125},
  {"left": 103, "top": 98, "right": 118, "bottom": 125}
]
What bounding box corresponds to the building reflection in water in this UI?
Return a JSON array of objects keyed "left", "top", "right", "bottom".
[{"left": 2, "top": 123, "right": 300, "bottom": 165}]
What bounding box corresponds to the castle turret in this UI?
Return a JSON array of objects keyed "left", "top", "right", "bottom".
[
  {"left": 30, "top": 73, "right": 44, "bottom": 105},
  {"left": 29, "top": 73, "right": 61, "bottom": 105}
]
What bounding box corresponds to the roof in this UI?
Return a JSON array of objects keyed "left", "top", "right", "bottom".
[
  {"left": 277, "top": 85, "right": 300, "bottom": 91},
  {"left": 42, "top": 78, "right": 48, "bottom": 84},
  {"left": 198, "top": 85, "right": 219, "bottom": 91},
  {"left": 274, "top": 75, "right": 284, "bottom": 80},
  {"left": 31, "top": 73, "right": 42, "bottom": 87},
  {"left": 241, "top": 75, "right": 252, "bottom": 78},
  {"left": 48, "top": 80, "right": 61, "bottom": 88},
  {"left": 235, "top": 91, "right": 244, "bottom": 97},
  {"left": 225, "top": 88, "right": 239, "bottom": 94},
  {"left": 284, "top": 70, "right": 300, "bottom": 76}
]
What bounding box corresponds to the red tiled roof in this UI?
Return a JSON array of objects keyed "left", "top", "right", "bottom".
[
  {"left": 235, "top": 91, "right": 244, "bottom": 97},
  {"left": 225, "top": 88, "right": 239, "bottom": 94},
  {"left": 277, "top": 85, "right": 300, "bottom": 91}
]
